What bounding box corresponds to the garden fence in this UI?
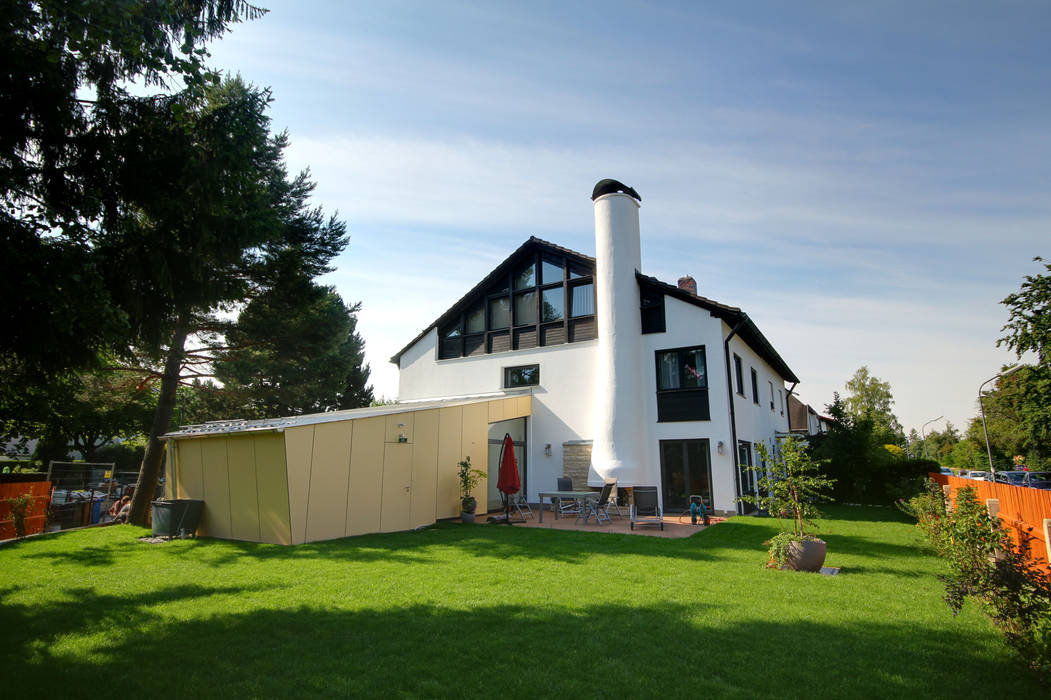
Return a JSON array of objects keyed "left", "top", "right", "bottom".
[
  {"left": 0, "top": 480, "right": 51, "bottom": 540},
  {"left": 932, "top": 473, "right": 1051, "bottom": 574}
]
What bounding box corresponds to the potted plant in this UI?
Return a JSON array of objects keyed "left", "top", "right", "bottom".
[
  {"left": 457, "top": 456, "right": 487, "bottom": 523},
  {"left": 740, "top": 436, "right": 835, "bottom": 572}
]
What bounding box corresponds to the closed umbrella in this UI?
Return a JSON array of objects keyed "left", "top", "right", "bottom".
[{"left": 496, "top": 433, "right": 520, "bottom": 524}]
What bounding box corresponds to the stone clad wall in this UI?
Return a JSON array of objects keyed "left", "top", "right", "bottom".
[{"left": 562, "top": 440, "right": 593, "bottom": 489}]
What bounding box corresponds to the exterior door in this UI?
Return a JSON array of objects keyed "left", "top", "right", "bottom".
[
  {"left": 487, "top": 418, "right": 527, "bottom": 512},
  {"left": 659, "top": 440, "right": 712, "bottom": 512},
  {"left": 737, "top": 441, "right": 756, "bottom": 514}
]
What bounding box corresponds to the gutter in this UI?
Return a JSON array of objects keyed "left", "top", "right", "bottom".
[{"left": 723, "top": 318, "right": 746, "bottom": 515}]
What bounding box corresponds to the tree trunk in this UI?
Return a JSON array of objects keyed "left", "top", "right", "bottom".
[{"left": 128, "top": 319, "right": 189, "bottom": 526}]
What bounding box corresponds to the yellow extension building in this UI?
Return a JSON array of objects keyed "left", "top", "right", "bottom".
[{"left": 162, "top": 393, "right": 531, "bottom": 544}]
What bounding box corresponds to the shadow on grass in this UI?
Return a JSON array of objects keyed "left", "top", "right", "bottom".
[
  {"left": 2, "top": 598, "right": 1040, "bottom": 698},
  {"left": 22, "top": 540, "right": 141, "bottom": 567}
]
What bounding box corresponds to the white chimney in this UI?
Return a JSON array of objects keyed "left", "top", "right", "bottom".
[{"left": 589, "top": 179, "right": 650, "bottom": 487}]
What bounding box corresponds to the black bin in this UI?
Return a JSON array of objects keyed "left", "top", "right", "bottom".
[{"left": 151, "top": 499, "right": 205, "bottom": 537}]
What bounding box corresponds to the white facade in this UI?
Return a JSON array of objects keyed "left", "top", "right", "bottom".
[{"left": 394, "top": 181, "right": 798, "bottom": 514}]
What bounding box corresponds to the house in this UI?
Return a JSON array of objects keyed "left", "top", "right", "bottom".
[
  {"left": 788, "top": 395, "right": 831, "bottom": 436},
  {"left": 393, "top": 179, "right": 801, "bottom": 516}
]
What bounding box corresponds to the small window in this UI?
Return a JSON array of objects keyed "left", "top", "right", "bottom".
[
  {"left": 778, "top": 389, "right": 784, "bottom": 415},
  {"left": 513, "top": 263, "right": 535, "bottom": 290},
  {"left": 489, "top": 297, "right": 511, "bottom": 329},
  {"left": 768, "top": 381, "right": 775, "bottom": 410},
  {"left": 640, "top": 287, "right": 665, "bottom": 334},
  {"left": 541, "top": 287, "right": 564, "bottom": 322},
  {"left": 734, "top": 355, "right": 744, "bottom": 396},
  {"left": 504, "top": 364, "right": 539, "bottom": 388},
  {"left": 751, "top": 368, "right": 759, "bottom": 404},
  {"left": 465, "top": 303, "right": 484, "bottom": 334},
  {"left": 569, "top": 282, "right": 594, "bottom": 317},
  {"left": 568, "top": 261, "right": 589, "bottom": 280},
  {"left": 541, "top": 258, "right": 562, "bottom": 284},
  {"left": 514, "top": 291, "right": 536, "bottom": 325}
]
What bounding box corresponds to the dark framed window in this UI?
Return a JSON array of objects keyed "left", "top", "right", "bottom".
[
  {"left": 734, "top": 354, "right": 744, "bottom": 396},
  {"left": 640, "top": 287, "right": 665, "bottom": 334},
  {"left": 751, "top": 368, "right": 759, "bottom": 405},
  {"left": 655, "top": 346, "right": 710, "bottom": 422},
  {"left": 503, "top": 364, "right": 539, "bottom": 388},
  {"left": 768, "top": 381, "right": 775, "bottom": 410},
  {"left": 738, "top": 440, "right": 756, "bottom": 514},
  {"left": 435, "top": 245, "right": 596, "bottom": 361}
]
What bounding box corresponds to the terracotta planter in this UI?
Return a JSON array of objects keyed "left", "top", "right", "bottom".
[{"left": 782, "top": 538, "right": 827, "bottom": 572}]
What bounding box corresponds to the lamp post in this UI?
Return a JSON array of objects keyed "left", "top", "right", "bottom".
[
  {"left": 978, "top": 365, "right": 1024, "bottom": 473},
  {"left": 920, "top": 416, "right": 944, "bottom": 459}
]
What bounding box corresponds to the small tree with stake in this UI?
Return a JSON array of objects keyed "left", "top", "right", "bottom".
[{"left": 739, "top": 436, "right": 835, "bottom": 569}]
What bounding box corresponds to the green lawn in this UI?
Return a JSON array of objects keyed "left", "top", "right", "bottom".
[{"left": 0, "top": 506, "right": 1042, "bottom": 698}]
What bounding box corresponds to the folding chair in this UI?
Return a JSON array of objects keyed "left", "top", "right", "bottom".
[
  {"left": 556, "top": 477, "right": 582, "bottom": 517},
  {"left": 510, "top": 493, "right": 533, "bottom": 521},
  {"left": 630, "top": 486, "right": 664, "bottom": 531},
  {"left": 579, "top": 481, "right": 614, "bottom": 525}
]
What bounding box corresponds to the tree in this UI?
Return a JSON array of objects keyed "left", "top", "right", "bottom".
[
  {"left": 214, "top": 283, "right": 373, "bottom": 416},
  {"left": 843, "top": 366, "right": 903, "bottom": 441},
  {"left": 1, "top": 1, "right": 265, "bottom": 377},
  {"left": 999, "top": 256, "right": 1051, "bottom": 365}
]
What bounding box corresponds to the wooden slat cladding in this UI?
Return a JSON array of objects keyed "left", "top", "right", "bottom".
[
  {"left": 569, "top": 317, "right": 597, "bottom": 342},
  {"left": 438, "top": 337, "right": 462, "bottom": 360},
  {"left": 488, "top": 330, "right": 511, "bottom": 354},
  {"left": 514, "top": 327, "right": 537, "bottom": 350},
  {"left": 541, "top": 323, "right": 566, "bottom": 346},
  {"left": 464, "top": 334, "right": 485, "bottom": 356},
  {"left": 656, "top": 389, "right": 711, "bottom": 422}
]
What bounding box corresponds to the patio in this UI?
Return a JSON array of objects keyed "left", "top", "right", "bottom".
[{"left": 471, "top": 505, "right": 727, "bottom": 538}]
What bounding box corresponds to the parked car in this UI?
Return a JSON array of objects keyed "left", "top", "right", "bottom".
[
  {"left": 939, "top": 467, "right": 953, "bottom": 476},
  {"left": 994, "top": 470, "right": 1028, "bottom": 486},
  {"left": 1025, "top": 471, "right": 1051, "bottom": 490},
  {"left": 965, "top": 470, "right": 991, "bottom": 481},
  {"left": 993, "top": 470, "right": 1051, "bottom": 489}
]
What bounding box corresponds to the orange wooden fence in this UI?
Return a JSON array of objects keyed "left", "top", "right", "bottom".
[
  {"left": 0, "top": 481, "right": 51, "bottom": 540},
  {"left": 932, "top": 474, "right": 1051, "bottom": 574}
]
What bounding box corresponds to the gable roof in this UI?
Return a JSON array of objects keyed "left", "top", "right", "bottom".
[
  {"left": 636, "top": 273, "right": 799, "bottom": 383},
  {"left": 389, "top": 236, "right": 595, "bottom": 364},
  {"left": 390, "top": 237, "right": 799, "bottom": 384}
]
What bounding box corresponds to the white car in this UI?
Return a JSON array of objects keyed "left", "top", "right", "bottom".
[{"left": 965, "top": 470, "right": 991, "bottom": 481}]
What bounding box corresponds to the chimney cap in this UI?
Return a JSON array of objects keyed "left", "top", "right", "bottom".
[{"left": 591, "top": 179, "right": 641, "bottom": 202}]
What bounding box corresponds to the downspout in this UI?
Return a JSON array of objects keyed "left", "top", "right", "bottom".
[{"left": 723, "top": 318, "right": 746, "bottom": 515}]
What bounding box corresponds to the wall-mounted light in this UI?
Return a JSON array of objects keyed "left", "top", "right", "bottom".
[
  {"left": 544, "top": 443, "right": 552, "bottom": 456},
  {"left": 717, "top": 441, "right": 725, "bottom": 455}
]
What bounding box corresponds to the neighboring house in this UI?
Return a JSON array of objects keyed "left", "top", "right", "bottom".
[
  {"left": 393, "top": 179, "right": 801, "bottom": 515},
  {"left": 787, "top": 395, "right": 831, "bottom": 437}
]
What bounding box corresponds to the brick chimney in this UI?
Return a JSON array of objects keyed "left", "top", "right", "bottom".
[{"left": 677, "top": 275, "right": 697, "bottom": 295}]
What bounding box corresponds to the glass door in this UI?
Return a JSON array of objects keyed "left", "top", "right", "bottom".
[
  {"left": 737, "top": 441, "right": 756, "bottom": 514},
  {"left": 659, "top": 440, "right": 712, "bottom": 512}
]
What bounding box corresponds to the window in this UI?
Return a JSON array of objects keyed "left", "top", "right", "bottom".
[
  {"left": 750, "top": 368, "right": 759, "bottom": 404},
  {"left": 768, "top": 381, "right": 775, "bottom": 410},
  {"left": 514, "top": 290, "right": 536, "bottom": 325},
  {"left": 434, "top": 245, "right": 596, "bottom": 360},
  {"left": 504, "top": 364, "right": 539, "bottom": 388},
  {"left": 778, "top": 389, "right": 784, "bottom": 415},
  {"left": 569, "top": 282, "right": 594, "bottom": 317},
  {"left": 640, "top": 287, "right": 665, "bottom": 334},
  {"left": 489, "top": 296, "right": 510, "bottom": 329},
  {"left": 655, "top": 346, "right": 710, "bottom": 422},
  {"left": 734, "top": 355, "right": 744, "bottom": 396}
]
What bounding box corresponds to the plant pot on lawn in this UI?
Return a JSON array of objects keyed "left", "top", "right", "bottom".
[
  {"left": 740, "top": 436, "right": 836, "bottom": 572},
  {"left": 457, "top": 456, "right": 486, "bottom": 524}
]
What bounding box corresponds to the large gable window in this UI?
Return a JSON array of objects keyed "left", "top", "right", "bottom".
[
  {"left": 655, "top": 346, "right": 711, "bottom": 422},
  {"left": 435, "top": 245, "right": 596, "bottom": 360}
]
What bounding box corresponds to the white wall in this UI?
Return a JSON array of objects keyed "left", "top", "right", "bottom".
[
  {"left": 397, "top": 293, "right": 796, "bottom": 513},
  {"left": 398, "top": 329, "right": 597, "bottom": 502}
]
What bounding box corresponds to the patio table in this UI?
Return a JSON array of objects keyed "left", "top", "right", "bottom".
[{"left": 537, "top": 490, "right": 595, "bottom": 523}]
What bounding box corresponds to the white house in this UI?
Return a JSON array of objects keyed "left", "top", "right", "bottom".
[{"left": 392, "top": 180, "right": 801, "bottom": 515}]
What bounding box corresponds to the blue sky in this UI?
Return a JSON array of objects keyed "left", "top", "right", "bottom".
[{"left": 205, "top": 1, "right": 1049, "bottom": 434}]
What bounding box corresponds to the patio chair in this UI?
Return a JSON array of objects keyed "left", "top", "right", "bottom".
[
  {"left": 556, "top": 477, "right": 582, "bottom": 517},
  {"left": 603, "top": 478, "right": 623, "bottom": 517},
  {"left": 510, "top": 493, "right": 533, "bottom": 521},
  {"left": 579, "top": 481, "right": 613, "bottom": 525},
  {"left": 630, "top": 486, "right": 663, "bottom": 531}
]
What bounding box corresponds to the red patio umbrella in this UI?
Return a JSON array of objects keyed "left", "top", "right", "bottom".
[{"left": 496, "top": 433, "right": 520, "bottom": 523}]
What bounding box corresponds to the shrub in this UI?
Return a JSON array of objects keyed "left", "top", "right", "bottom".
[{"left": 6, "top": 493, "right": 34, "bottom": 540}]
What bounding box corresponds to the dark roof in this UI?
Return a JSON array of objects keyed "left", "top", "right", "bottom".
[
  {"left": 390, "top": 238, "right": 800, "bottom": 385},
  {"left": 636, "top": 273, "right": 800, "bottom": 383},
  {"left": 389, "top": 237, "right": 594, "bottom": 364}
]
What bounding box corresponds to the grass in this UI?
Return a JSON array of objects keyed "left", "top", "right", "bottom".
[{"left": 0, "top": 505, "right": 1042, "bottom": 698}]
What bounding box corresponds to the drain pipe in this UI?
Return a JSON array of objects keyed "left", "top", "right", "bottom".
[{"left": 723, "top": 318, "right": 746, "bottom": 515}]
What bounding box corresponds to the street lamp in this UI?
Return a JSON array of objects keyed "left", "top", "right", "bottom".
[
  {"left": 978, "top": 364, "right": 1024, "bottom": 473},
  {"left": 920, "top": 415, "right": 944, "bottom": 459}
]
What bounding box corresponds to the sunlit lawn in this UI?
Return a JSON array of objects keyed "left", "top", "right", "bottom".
[{"left": 0, "top": 506, "right": 1042, "bottom": 698}]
